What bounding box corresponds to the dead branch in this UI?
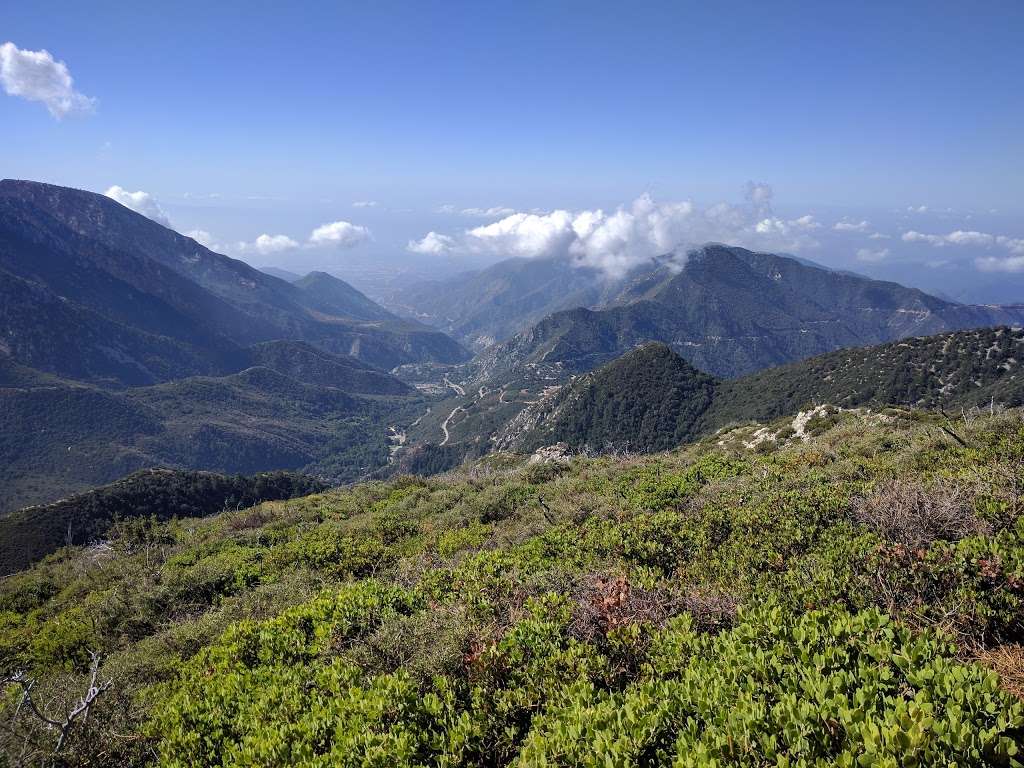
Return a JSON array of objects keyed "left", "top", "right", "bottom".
[{"left": 3, "top": 651, "right": 113, "bottom": 755}]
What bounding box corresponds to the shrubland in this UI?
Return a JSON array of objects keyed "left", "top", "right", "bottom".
[{"left": 1, "top": 407, "right": 1023, "bottom": 766}]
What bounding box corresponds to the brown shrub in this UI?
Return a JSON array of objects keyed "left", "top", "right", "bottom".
[
  {"left": 568, "top": 574, "right": 738, "bottom": 642},
  {"left": 569, "top": 574, "right": 680, "bottom": 642},
  {"left": 853, "top": 479, "right": 990, "bottom": 548},
  {"left": 224, "top": 506, "right": 274, "bottom": 531},
  {"left": 977, "top": 644, "right": 1024, "bottom": 700},
  {"left": 678, "top": 587, "right": 740, "bottom": 630}
]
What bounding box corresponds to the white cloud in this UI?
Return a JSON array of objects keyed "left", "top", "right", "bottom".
[
  {"left": 868, "top": 232, "right": 891, "bottom": 240},
  {"left": 437, "top": 204, "right": 517, "bottom": 217},
  {"left": 754, "top": 214, "right": 821, "bottom": 237},
  {"left": 856, "top": 247, "right": 890, "bottom": 263},
  {"left": 792, "top": 214, "right": 821, "bottom": 229},
  {"left": 407, "top": 231, "right": 455, "bottom": 255},
  {"left": 410, "top": 187, "right": 821, "bottom": 277},
  {"left": 902, "top": 228, "right": 1024, "bottom": 271},
  {"left": 907, "top": 205, "right": 929, "bottom": 214},
  {"left": 245, "top": 234, "right": 299, "bottom": 255},
  {"left": 308, "top": 220, "right": 371, "bottom": 247},
  {"left": 352, "top": 200, "right": 378, "bottom": 208},
  {"left": 944, "top": 230, "right": 995, "bottom": 247},
  {"left": 465, "top": 210, "right": 581, "bottom": 260},
  {"left": 104, "top": 185, "right": 171, "bottom": 227},
  {"left": 902, "top": 230, "right": 948, "bottom": 247},
  {"left": 0, "top": 42, "right": 95, "bottom": 119},
  {"left": 975, "top": 237, "right": 1024, "bottom": 271},
  {"left": 903, "top": 229, "right": 1024, "bottom": 252},
  {"left": 186, "top": 229, "right": 215, "bottom": 247},
  {"left": 976, "top": 255, "right": 1024, "bottom": 273},
  {"left": 833, "top": 218, "right": 871, "bottom": 232},
  {"left": 996, "top": 236, "right": 1024, "bottom": 255}
]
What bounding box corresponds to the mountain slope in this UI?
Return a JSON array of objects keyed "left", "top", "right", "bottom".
[
  {"left": 520, "top": 343, "right": 717, "bottom": 453},
  {"left": 517, "top": 327, "right": 1024, "bottom": 453},
  {"left": 386, "top": 254, "right": 616, "bottom": 349},
  {"left": 0, "top": 355, "right": 423, "bottom": 512},
  {"left": 2, "top": 408, "right": 1022, "bottom": 765},
  {"left": 711, "top": 324, "right": 1024, "bottom": 425},
  {"left": 0, "top": 469, "right": 327, "bottom": 574},
  {"left": 293, "top": 271, "right": 399, "bottom": 323},
  {"left": 244, "top": 340, "right": 412, "bottom": 395},
  {"left": 475, "top": 245, "right": 1024, "bottom": 380},
  {"left": 0, "top": 179, "right": 470, "bottom": 373},
  {"left": 0, "top": 268, "right": 235, "bottom": 385}
]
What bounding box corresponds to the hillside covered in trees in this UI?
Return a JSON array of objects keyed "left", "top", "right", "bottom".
[
  {"left": 519, "top": 327, "right": 1024, "bottom": 454},
  {"left": 1, "top": 407, "right": 1022, "bottom": 765},
  {"left": 0, "top": 469, "right": 326, "bottom": 574}
]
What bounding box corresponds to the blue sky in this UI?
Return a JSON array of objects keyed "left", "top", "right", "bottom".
[{"left": 2, "top": 0, "right": 1023, "bottom": 301}]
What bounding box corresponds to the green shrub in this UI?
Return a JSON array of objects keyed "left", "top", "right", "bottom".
[{"left": 518, "top": 605, "right": 1024, "bottom": 766}]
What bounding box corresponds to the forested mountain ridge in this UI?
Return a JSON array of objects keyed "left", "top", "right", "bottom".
[
  {"left": 1, "top": 407, "right": 1022, "bottom": 764},
  {"left": 519, "top": 326, "right": 1024, "bottom": 453},
  {"left": 405, "top": 326, "right": 1024, "bottom": 463},
  {"left": 0, "top": 469, "right": 327, "bottom": 574},
  {"left": 0, "top": 346, "right": 424, "bottom": 513}
]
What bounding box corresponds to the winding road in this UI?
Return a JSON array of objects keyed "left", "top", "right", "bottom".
[{"left": 439, "top": 405, "right": 464, "bottom": 446}]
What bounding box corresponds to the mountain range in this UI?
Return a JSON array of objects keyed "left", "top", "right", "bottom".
[
  {"left": 466, "top": 244, "right": 1024, "bottom": 380},
  {"left": 0, "top": 179, "right": 468, "bottom": 384},
  {"left": 389, "top": 245, "right": 1024, "bottom": 372},
  {"left": 401, "top": 325, "right": 1024, "bottom": 468},
  {"left": 0, "top": 180, "right": 473, "bottom": 510},
  {"left": 4, "top": 179, "right": 1024, "bottom": 515}
]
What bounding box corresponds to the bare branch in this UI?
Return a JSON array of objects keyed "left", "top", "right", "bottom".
[{"left": 2, "top": 650, "right": 113, "bottom": 756}]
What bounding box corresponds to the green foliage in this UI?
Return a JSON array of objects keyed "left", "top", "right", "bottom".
[
  {"left": 148, "top": 581, "right": 426, "bottom": 766},
  {"left": 519, "top": 606, "right": 1023, "bottom": 766},
  {"left": 3, "top": 408, "right": 1024, "bottom": 766},
  {"left": 0, "top": 469, "right": 327, "bottom": 573},
  {"left": 151, "top": 594, "right": 1023, "bottom": 767},
  {"left": 616, "top": 452, "right": 748, "bottom": 511}
]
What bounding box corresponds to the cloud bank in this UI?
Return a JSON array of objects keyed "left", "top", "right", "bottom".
[
  {"left": 104, "top": 186, "right": 171, "bottom": 227},
  {"left": 0, "top": 42, "right": 95, "bottom": 119},
  {"left": 409, "top": 186, "right": 821, "bottom": 278},
  {"left": 902, "top": 228, "right": 1024, "bottom": 272}
]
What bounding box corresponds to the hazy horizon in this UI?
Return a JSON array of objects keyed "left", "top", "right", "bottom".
[{"left": 3, "top": 0, "right": 1023, "bottom": 302}]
